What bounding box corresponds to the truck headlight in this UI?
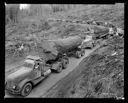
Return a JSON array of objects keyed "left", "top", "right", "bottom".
[
  {"left": 5, "top": 82, "right": 7, "bottom": 88},
  {"left": 5, "top": 82, "right": 7, "bottom": 86}
]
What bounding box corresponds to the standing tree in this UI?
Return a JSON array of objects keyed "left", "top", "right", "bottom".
[{"left": 5, "top": 4, "right": 20, "bottom": 24}]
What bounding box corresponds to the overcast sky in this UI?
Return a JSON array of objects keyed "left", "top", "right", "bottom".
[
  {"left": 5, "top": 3, "right": 30, "bottom": 10},
  {"left": 19, "top": 4, "right": 30, "bottom": 10}
]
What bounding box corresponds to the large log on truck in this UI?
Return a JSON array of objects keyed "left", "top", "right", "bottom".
[
  {"left": 37, "top": 40, "right": 58, "bottom": 56},
  {"left": 88, "top": 25, "right": 109, "bottom": 39},
  {"left": 48, "top": 36, "right": 83, "bottom": 54},
  {"left": 39, "top": 36, "right": 84, "bottom": 58},
  {"left": 93, "top": 26, "right": 109, "bottom": 35}
]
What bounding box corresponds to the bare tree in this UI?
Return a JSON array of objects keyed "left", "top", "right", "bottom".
[{"left": 5, "top": 4, "right": 20, "bottom": 24}]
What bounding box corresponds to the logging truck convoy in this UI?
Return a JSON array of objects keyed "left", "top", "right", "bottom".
[{"left": 5, "top": 36, "right": 85, "bottom": 97}]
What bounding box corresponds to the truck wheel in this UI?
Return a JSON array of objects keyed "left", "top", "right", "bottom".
[
  {"left": 76, "top": 51, "right": 82, "bottom": 58},
  {"left": 56, "top": 63, "right": 63, "bottom": 73},
  {"left": 21, "top": 82, "right": 32, "bottom": 97},
  {"left": 91, "top": 43, "right": 94, "bottom": 49},
  {"left": 81, "top": 49, "right": 85, "bottom": 56},
  {"left": 92, "top": 42, "right": 95, "bottom": 47},
  {"left": 62, "top": 58, "right": 69, "bottom": 69}
]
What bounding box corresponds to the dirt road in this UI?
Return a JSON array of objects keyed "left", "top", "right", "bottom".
[{"left": 5, "top": 45, "right": 100, "bottom": 98}]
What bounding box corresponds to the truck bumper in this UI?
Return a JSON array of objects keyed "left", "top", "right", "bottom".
[{"left": 5, "top": 87, "right": 21, "bottom": 95}]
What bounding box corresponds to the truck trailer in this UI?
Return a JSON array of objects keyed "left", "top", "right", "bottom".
[
  {"left": 5, "top": 36, "right": 85, "bottom": 97},
  {"left": 48, "top": 36, "right": 85, "bottom": 58}
]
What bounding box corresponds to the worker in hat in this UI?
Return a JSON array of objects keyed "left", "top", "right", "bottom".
[
  {"left": 116, "top": 27, "right": 124, "bottom": 37},
  {"left": 108, "top": 24, "right": 115, "bottom": 37}
]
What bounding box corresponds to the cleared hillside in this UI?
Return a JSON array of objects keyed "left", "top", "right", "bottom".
[
  {"left": 5, "top": 4, "right": 124, "bottom": 98},
  {"left": 41, "top": 3, "right": 124, "bottom": 98}
]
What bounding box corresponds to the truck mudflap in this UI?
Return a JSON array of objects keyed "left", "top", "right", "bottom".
[
  {"left": 75, "top": 50, "right": 83, "bottom": 58},
  {"left": 51, "top": 62, "right": 61, "bottom": 70},
  {"left": 43, "top": 69, "right": 51, "bottom": 76},
  {"left": 62, "top": 57, "right": 69, "bottom": 69},
  {"left": 51, "top": 62, "right": 63, "bottom": 73}
]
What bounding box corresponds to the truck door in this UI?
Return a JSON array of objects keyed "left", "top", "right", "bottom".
[
  {"left": 42, "top": 63, "right": 51, "bottom": 76},
  {"left": 33, "top": 62, "right": 41, "bottom": 78}
]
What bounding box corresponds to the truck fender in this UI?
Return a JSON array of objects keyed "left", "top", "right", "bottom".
[
  {"left": 19, "top": 79, "right": 32, "bottom": 89},
  {"left": 51, "top": 62, "right": 61, "bottom": 70}
]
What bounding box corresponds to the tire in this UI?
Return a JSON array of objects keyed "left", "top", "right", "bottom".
[
  {"left": 21, "top": 82, "right": 32, "bottom": 97},
  {"left": 92, "top": 42, "right": 95, "bottom": 47},
  {"left": 91, "top": 43, "right": 94, "bottom": 49},
  {"left": 62, "top": 58, "right": 69, "bottom": 69},
  {"left": 81, "top": 49, "right": 85, "bottom": 56},
  {"left": 56, "top": 63, "right": 63, "bottom": 73},
  {"left": 93, "top": 43, "right": 95, "bottom": 47},
  {"left": 76, "top": 51, "right": 82, "bottom": 58}
]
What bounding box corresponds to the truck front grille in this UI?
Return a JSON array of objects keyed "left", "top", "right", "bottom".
[{"left": 6, "top": 81, "right": 14, "bottom": 88}]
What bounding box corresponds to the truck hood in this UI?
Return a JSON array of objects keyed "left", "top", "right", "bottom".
[
  {"left": 83, "top": 39, "right": 91, "bottom": 42},
  {"left": 6, "top": 67, "right": 32, "bottom": 85}
]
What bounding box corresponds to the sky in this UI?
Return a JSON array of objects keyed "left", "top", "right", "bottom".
[
  {"left": 5, "top": 3, "right": 30, "bottom": 10},
  {"left": 19, "top": 4, "right": 30, "bottom": 10}
]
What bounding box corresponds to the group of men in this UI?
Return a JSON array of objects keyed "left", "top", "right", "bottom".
[
  {"left": 87, "top": 19, "right": 124, "bottom": 37},
  {"left": 80, "top": 19, "right": 124, "bottom": 48},
  {"left": 109, "top": 25, "right": 124, "bottom": 37}
]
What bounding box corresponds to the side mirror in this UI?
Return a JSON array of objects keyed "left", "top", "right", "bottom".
[{"left": 34, "top": 65, "right": 39, "bottom": 69}]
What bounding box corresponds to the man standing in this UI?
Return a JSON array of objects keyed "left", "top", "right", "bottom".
[
  {"left": 104, "top": 22, "right": 108, "bottom": 27},
  {"left": 116, "top": 27, "right": 124, "bottom": 37},
  {"left": 19, "top": 43, "right": 24, "bottom": 51},
  {"left": 18, "top": 43, "right": 24, "bottom": 56},
  {"left": 108, "top": 25, "right": 115, "bottom": 37}
]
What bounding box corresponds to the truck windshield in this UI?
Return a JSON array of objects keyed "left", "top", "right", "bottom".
[{"left": 23, "top": 62, "right": 34, "bottom": 68}]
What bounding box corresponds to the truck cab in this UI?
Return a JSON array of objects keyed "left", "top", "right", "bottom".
[
  {"left": 81, "top": 35, "right": 95, "bottom": 49},
  {"left": 26, "top": 55, "right": 52, "bottom": 77},
  {"left": 5, "top": 55, "right": 51, "bottom": 97}
]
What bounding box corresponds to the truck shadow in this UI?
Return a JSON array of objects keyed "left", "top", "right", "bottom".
[{"left": 5, "top": 75, "right": 51, "bottom": 98}]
